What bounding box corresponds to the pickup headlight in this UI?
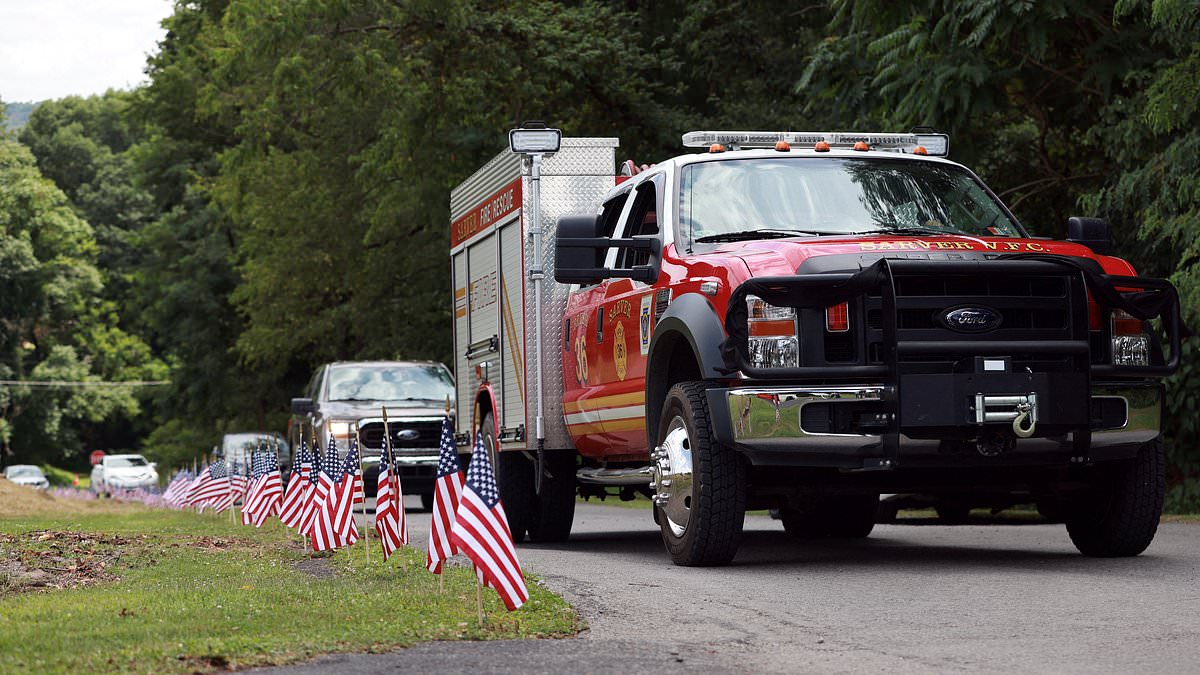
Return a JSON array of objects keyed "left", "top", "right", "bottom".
[{"left": 747, "top": 295, "right": 799, "bottom": 368}]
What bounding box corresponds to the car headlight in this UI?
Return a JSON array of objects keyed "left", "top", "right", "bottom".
[
  {"left": 747, "top": 295, "right": 799, "bottom": 368},
  {"left": 328, "top": 421, "right": 353, "bottom": 438}
]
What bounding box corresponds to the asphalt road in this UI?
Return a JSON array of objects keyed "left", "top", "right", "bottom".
[{"left": 265, "top": 500, "right": 1200, "bottom": 674}]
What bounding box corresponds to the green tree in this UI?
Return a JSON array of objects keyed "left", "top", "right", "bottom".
[{"left": 0, "top": 139, "right": 154, "bottom": 463}]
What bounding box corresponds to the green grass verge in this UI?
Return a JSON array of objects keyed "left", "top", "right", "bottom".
[{"left": 0, "top": 509, "right": 577, "bottom": 673}]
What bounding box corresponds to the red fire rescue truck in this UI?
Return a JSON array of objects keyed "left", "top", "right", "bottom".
[{"left": 450, "top": 128, "right": 1182, "bottom": 566}]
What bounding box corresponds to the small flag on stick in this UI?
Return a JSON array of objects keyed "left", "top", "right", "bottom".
[
  {"left": 450, "top": 431, "right": 529, "bottom": 611},
  {"left": 427, "top": 416, "right": 464, "bottom": 574}
]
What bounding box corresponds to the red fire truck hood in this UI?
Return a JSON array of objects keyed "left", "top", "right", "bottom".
[{"left": 716, "top": 234, "right": 1135, "bottom": 278}]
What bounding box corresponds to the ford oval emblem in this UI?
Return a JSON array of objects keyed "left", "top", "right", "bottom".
[
  {"left": 940, "top": 306, "right": 1002, "bottom": 333},
  {"left": 396, "top": 429, "right": 420, "bottom": 441}
]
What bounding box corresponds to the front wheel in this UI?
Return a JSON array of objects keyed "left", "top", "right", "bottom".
[
  {"left": 653, "top": 381, "right": 746, "bottom": 566},
  {"left": 1065, "top": 438, "right": 1165, "bottom": 557}
]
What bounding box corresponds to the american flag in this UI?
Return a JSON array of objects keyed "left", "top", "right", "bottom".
[
  {"left": 279, "top": 437, "right": 311, "bottom": 529},
  {"left": 450, "top": 431, "right": 529, "bottom": 610},
  {"left": 298, "top": 439, "right": 325, "bottom": 537},
  {"left": 427, "top": 416, "right": 464, "bottom": 574},
  {"left": 163, "top": 470, "right": 192, "bottom": 508},
  {"left": 231, "top": 459, "right": 250, "bottom": 509},
  {"left": 245, "top": 445, "right": 283, "bottom": 527},
  {"left": 183, "top": 464, "right": 212, "bottom": 508},
  {"left": 310, "top": 437, "right": 354, "bottom": 551},
  {"left": 347, "top": 437, "right": 364, "bottom": 507},
  {"left": 237, "top": 454, "right": 256, "bottom": 525},
  {"left": 374, "top": 437, "right": 406, "bottom": 560},
  {"left": 331, "top": 441, "right": 361, "bottom": 544},
  {"left": 189, "top": 460, "right": 233, "bottom": 512}
]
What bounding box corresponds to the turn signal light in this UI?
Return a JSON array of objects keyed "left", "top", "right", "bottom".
[
  {"left": 826, "top": 302, "right": 850, "bottom": 332},
  {"left": 1111, "top": 310, "right": 1143, "bottom": 336}
]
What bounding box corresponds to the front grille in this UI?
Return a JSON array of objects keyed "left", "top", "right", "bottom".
[
  {"left": 855, "top": 271, "right": 1087, "bottom": 372},
  {"left": 358, "top": 420, "right": 442, "bottom": 451}
]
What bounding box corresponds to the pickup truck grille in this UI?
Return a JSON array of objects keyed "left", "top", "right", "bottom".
[
  {"left": 804, "top": 272, "right": 1087, "bottom": 367},
  {"left": 857, "top": 272, "right": 1084, "bottom": 372},
  {"left": 357, "top": 420, "right": 443, "bottom": 451}
]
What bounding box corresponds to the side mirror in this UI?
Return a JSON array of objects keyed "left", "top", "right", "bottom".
[
  {"left": 554, "top": 214, "right": 662, "bottom": 284},
  {"left": 554, "top": 215, "right": 605, "bottom": 284},
  {"left": 291, "top": 397, "right": 316, "bottom": 415},
  {"left": 1066, "top": 216, "right": 1113, "bottom": 256}
]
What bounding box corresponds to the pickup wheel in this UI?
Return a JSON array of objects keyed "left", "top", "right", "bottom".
[
  {"left": 526, "top": 449, "right": 577, "bottom": 543},
  {"left": 779, "top": 495, "right": 879, "bottom": 539},
  {"left": 481, "top": 413, "right": 535, "bottom": 543},
  {"left": 654, "top": 381, "right": 746, "bottom": 566},
  {"left": 1065, "top": 437, "right": 1165, "bottom": 557}
]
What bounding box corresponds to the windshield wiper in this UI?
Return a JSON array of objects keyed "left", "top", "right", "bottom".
[
  {"left": 694, "top": 228, "right": 846, "bottom": 243},
  {"left": 857, "top": 224, "right": 968, "bottom": 236}
]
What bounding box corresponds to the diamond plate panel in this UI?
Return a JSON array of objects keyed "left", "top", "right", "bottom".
[
  {"left": 525, "top": 152, "right": 617, "bottom": 449},
  {"left": 540, "top": 137, "right": 620, "bottom": 177}
]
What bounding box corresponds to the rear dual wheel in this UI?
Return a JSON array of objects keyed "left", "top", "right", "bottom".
[{"left": 480, "top": 413, "right": 576, "bottom": 543}]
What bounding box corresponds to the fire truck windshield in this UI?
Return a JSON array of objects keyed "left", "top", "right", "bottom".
[{"left": 680, "top": 157, "right": 1022, "bottom": 243}]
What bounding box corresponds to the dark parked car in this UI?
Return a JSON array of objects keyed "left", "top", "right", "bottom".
[{"left": 291, "top": 361, "right": 455, "bottom": 508}]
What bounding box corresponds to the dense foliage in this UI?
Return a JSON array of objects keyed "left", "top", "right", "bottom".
[{"left": 0, "top": 0, "right": 1195, "bottom": 505}]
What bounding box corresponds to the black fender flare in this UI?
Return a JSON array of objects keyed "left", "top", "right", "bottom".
[{"left": 645, "top": 292, "right": 728, "bottom": 444}]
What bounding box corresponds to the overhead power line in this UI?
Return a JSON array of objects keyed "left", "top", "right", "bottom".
[{"left": 0, "top": 380, "right": 169, "bottom": 387}]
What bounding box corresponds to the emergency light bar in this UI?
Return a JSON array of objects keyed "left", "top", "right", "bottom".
[{"left": 681, "top": 131, "right": 949, "bottom": 156}]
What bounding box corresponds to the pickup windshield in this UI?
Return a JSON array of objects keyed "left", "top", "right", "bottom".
[
  {"left": 680, "top": 157, "right": 1022, "bottom": 242},
  {"left": 326, "top": 364, "right": 454, "bottom": 403}
]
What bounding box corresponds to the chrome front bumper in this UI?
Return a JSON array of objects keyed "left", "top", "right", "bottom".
[{"left": 712, "top": 382, "right": 1161, "bottom": 468}]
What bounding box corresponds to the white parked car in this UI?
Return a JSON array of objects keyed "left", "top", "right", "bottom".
[
  {"left": 91, "top": 454, "right": 159, "bottom": 494},
  {"left": 3, "top": 464, "right": 49, "bottom": 490}
]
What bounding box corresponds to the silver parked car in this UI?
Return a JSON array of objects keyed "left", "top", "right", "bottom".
[
  {"left": 3, "top": 464, "right": 49, "bottom": 490},
  {"left": 91, "top": 454, "right": 159, "bottom": 495}
]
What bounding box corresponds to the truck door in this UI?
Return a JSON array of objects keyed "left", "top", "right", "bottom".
[
  {"left": 591, "top": 176, "right": 663, "bottom": 457},
  {"left": 564, "top": 188, "right": 630, "bottom": 456}
]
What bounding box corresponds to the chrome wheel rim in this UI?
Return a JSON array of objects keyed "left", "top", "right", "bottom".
[{"left": 652, "top": 416, "right": 694, "bottom": 538}]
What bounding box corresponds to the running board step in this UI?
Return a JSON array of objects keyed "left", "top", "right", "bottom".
[{"left": 576, "top": 466, "right": 653, "bottom": 486}]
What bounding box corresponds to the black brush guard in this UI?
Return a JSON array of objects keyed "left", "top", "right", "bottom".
[{"left": 717, "top": 256, "right": 1182, "bottom": 458}]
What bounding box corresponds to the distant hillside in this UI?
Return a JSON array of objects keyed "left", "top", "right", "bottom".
[{"left": 2, "top": 101, "right": 37, "bottom": 130}]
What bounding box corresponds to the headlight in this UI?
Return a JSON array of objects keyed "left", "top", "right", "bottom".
[
  {"left": 327, "top": 421, "right": 353, "bottom": 439},
  {"left": 1111, "top": 310, "right": 1150, "bottom": 366},
  {"left": 747, "top": 295, "right": 798, "bottom": 368}
]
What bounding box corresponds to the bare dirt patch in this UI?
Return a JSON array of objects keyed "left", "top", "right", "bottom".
[
  {"left": 293, "top": 557, "right": 334, "bottom": 579},
  {"left": 0, "top": 530, "right": 148, "bottom": 595}
]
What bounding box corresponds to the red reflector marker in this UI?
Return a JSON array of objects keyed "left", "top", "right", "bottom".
[{"left": 826, "top": 302, "right": 850, "bottom": 332}]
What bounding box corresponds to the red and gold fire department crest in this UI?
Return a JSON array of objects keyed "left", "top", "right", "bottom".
[{"left": 613, "top": 322, "right": 628, "bottom": 381}]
